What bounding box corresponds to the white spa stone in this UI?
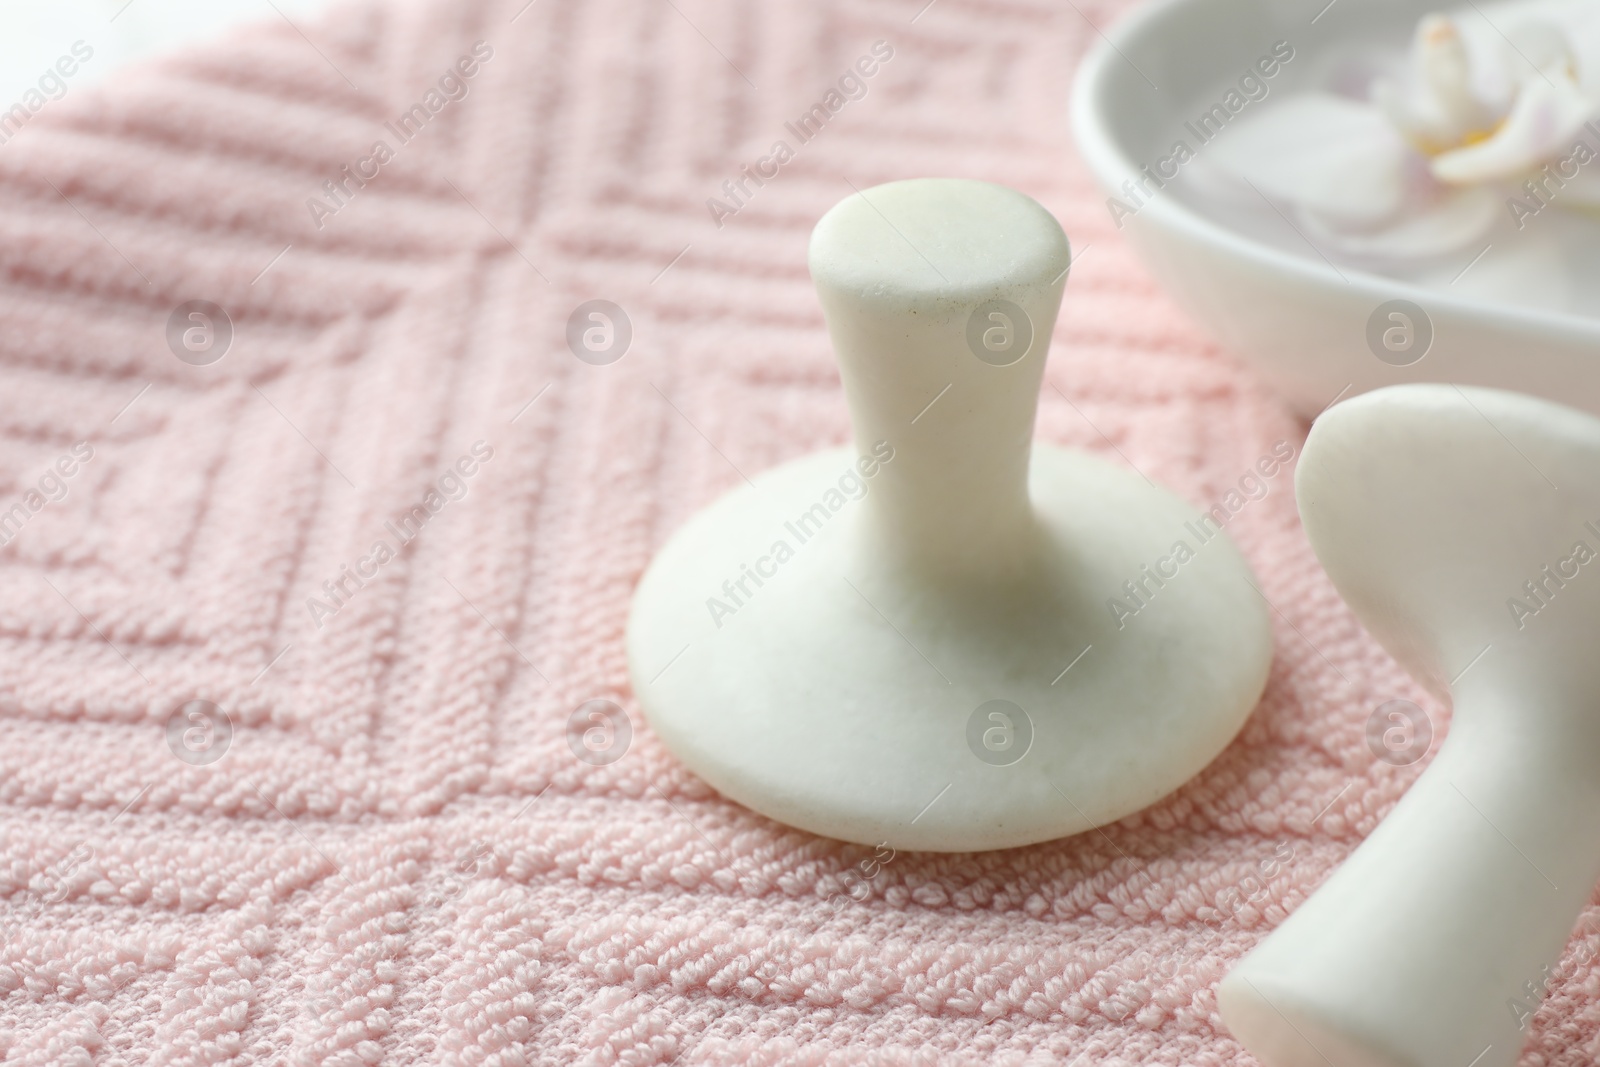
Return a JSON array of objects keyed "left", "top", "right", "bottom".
[
  {"left": 626, "top": 178, "right": 1273, "bottom": 852},
  {"left": 1221, "top": 384, "right": 1600, "bottom": 1067}
]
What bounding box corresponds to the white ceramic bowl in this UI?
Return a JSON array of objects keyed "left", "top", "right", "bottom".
[{"left": 1071, "top": 0, "right": 1600, "bottom": 417}]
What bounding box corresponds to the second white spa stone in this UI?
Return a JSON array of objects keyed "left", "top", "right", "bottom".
[{"left": 627, "top": 179, "right": 1272, "bottom": 851}]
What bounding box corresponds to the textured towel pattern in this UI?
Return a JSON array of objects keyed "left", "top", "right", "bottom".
[{"left": 1, "top": 0, "right": 1597, "bottom": 1063}]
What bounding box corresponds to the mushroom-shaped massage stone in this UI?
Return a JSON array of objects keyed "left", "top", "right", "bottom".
[
  {"left": 626, "top": 178, "right": 1272, "bottom": 851},
  {"left": 1221, "top": 384, "right": 1600, "bottom": 1067}
]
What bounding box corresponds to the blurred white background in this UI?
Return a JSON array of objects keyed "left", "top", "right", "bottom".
[{"left": 0, "top": 0, "right": 330, "bottom": 106}]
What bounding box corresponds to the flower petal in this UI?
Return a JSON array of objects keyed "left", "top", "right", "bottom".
[
  {"left": 1432, "top": 71, "right": 1598, "bottom": 184},
  {"left": 1503, "top": 20, "right": 1577, "bottom": 87},
  {"left": 1207, "top": 93, "right": 1411, "bottom": 227},
  {"left": 1296, "top": 184, "right": 1500, "bottom": 260}
]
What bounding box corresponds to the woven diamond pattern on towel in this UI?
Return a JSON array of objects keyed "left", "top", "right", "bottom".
[{"left": 2, "top": 0, "right": 1588, "bottom": 1064}]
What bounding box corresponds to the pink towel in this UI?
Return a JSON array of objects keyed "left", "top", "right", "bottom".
[{"left": 2, "top": 0, "right": 1596, "bottom": 1063}]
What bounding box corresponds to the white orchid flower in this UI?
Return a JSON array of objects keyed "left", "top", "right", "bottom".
[
  {"left": 1377, "top": 14, "right": 1502, "bottom": 154},
  {"left": 1208, "top": 10, "right": 1600, "bottom": 265}
]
